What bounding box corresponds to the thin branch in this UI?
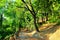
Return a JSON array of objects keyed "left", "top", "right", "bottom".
[
  {"left": 21, "top": 0, "right": 34, "bottom": 15},
  {"left": 29, "top": 0, "right": 36, "bottom": 14}
]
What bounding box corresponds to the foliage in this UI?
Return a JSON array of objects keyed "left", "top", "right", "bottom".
[{"left": 0, "top": 0, "right": 60, "bottom": 40}]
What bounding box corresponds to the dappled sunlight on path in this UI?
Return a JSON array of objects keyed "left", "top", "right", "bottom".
[
  {"left": 9, "top": 23, "right": 60, "bottom": 40},
  {"left": 49, "top": 26, "right": 60, "bottom": 40}
]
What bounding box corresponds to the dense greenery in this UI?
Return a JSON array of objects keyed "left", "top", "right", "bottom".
[{"left": 0, "top": 0, "right": 60, "bottom": 40}]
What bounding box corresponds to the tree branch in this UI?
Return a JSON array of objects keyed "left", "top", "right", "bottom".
[
  {"left": 21, "top": 0, "right": 34, "bottom": 15},
  {"left": 29, "top": 0, "right": 36, "bottom": 14}
]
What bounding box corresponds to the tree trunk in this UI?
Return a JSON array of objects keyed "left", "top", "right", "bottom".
[
  {"left": 0, "top": 14, "right": 3, "bottom": 27},
  {"left": 46, "top": 13, "right": 48, "bottom": 21},
  {"left": 42, "top": 16, "right": 44, "bottom": 22},
  {"left": 33, "top": 15, "right": 40, "bottom": 32}
]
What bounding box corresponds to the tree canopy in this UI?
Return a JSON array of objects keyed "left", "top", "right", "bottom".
[{"left": 0, "top": 0, "right": 60, "bottom": 40}]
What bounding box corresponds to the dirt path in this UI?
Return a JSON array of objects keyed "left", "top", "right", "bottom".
[
  {"left": 9, "top": 23, "right": 60, "bottom": 40},
  {"left": 49, "top": 26, "right": 60, "bottom": 40}
]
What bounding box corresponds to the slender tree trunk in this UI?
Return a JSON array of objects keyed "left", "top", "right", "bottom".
[
  {"left": 33, "top": 15, "right": 39, "bottom": 32},
  {"left": 46, "top": 13, "right": 48, "bottom": 21},
  {"left": 41, "top": 13, "right": 45, "bottom": 24},
  {"left": 0, "top": 14, "right": 3, "bottom": 27},
  {"left": 42, "top": 16, "right": 44, "bottom": 22}
]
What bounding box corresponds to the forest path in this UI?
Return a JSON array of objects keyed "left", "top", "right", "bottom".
[
  {"left": 49, "top": 26, "right": 60, "bottom": 40},
  {"left": 10, "top": 23, "right": 60, "bottom": 40}
]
